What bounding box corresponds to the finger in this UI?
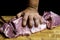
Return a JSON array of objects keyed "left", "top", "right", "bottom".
[
  {"left": 38, "top": 15, "right": 43, "bottom": 24},
  {"left": 28, "top": 15, "right": 33, "bottom": 28},
  {"left": 16, "top": 12, "right": 23, "bottom": 18},
  {"left": 34, "top": 16, "right": 40, "bottom": 27},
  {"left": 22, "top": 13, "right": 28, "bottom": 27}
]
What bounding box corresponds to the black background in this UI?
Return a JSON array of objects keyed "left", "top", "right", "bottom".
[
  {"left": 39, "top": 0, "right": 60, "bottom": 15},
  {"left": 0, "top": 0, "right": 60, "bottom": 16}
]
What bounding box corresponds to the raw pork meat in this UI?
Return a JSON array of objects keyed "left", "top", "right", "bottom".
[{"left": 0, "top": 11, "right": 60, "bottom": 38}]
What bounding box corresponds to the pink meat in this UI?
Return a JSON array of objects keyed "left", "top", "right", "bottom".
[
  {"left": 43, "top": 11, "right": 60, "bottom": 29},
  {"left": 12, "top": 17, "right": 46, "bottom": 34},
  {"left": 0, "top": 11, "right": 60, "bottom": 38}
]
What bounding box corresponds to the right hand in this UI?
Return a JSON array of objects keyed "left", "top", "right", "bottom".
[{"left": 16, "top": 7, "right": 42, "bottom": 28}]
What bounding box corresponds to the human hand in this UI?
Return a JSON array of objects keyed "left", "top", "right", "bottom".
[{"left": 16, "top": 7, "right": 42, "bottom": 28}]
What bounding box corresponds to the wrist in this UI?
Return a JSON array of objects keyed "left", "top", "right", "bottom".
[
  {"left": 28, "top": 6, "right": 38, "bottom": 10},
  {"left": 27, "top": 7, "right": 38, "bottom": 11},
  {"left": 28, "top": 0, "right": 39, "bottom": 10}
]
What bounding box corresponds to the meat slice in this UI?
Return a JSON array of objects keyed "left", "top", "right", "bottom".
[
  {"left": 43, "top": 11, "right": 60, "bottom": 29},
  {"left": 50, "top": 11, "right": 60, "bottom": 26},
  {"left": 0, "top": 23, "right": 15, "bottom": 38}
]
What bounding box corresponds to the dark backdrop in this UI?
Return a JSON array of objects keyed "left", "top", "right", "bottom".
[
  {"left": 39, "top": 0, "right": 60, "bottom": 15},
  {"left": 0, "top": 0, "right": 28, "bottom": 16},
  {"left": 0, "top": 0, "right": 60, "bottom": 16}
]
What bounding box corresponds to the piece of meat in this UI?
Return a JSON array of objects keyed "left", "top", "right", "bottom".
[
  {"left": 31, "top": 24, "right": 46, "bottom": 33},
  {"left": 12, "top": 17, "right": 31, "bottom": 37},
  {"left": 0, "top": 11, "right": 60, "bottom": 38},
  {"left": 43, "top": 11, "right": 60, "bottom": 29},
  {"left": 12, "top": 17, "right": 46, "bottom": 35},
  {"left": 0, "top": 17, "right": 46, "bottom": 38},
  {"left": 13, "top": 17, "right": 46, "bottom": 33},
  {"left": 0, "top": 23, "right": 15, "bottom": 38}
]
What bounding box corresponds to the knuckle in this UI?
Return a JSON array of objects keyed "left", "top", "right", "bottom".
[
  {"left": 17, "top": 14, "right": 20, "bottom": 17},
  {"left": 34, "top": 16, "right": 38, "bottom": 20}
]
